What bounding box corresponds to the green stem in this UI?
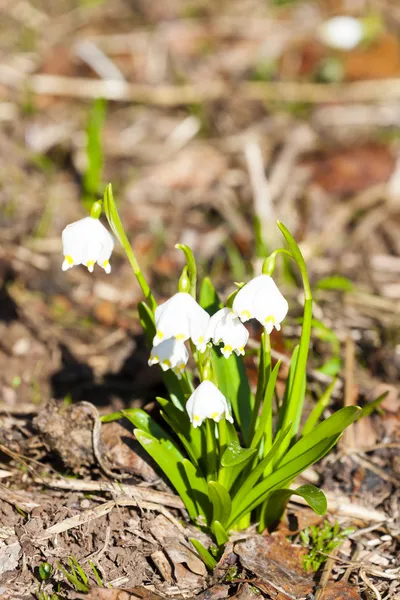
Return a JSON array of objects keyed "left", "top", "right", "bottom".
[
  {"left": 205, "top": 419, "right": 218, "bottom": 481},
  {"left": 249, "top": 332, "right": 271, "bottom": 444},
  {"left": 104, "top": 184, "right": 156, "bottom": 312},
  {"left": 274, "top": 221, "right": 313, "bottom": 461}
]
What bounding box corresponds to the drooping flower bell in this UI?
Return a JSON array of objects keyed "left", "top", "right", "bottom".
[
  {"left": 153, "top": 292, "right": 210, "bottom": 353},
  {"left": 318, "top": 16, "right": 363, "bottom": 50},
  {"left": 148, "top": 338, "right": 188, "bottom": 379},
  {"left": 206, "top": 308, "right": 249, "bottom": 358},
  {"left": 62, "top": 216, "right": 114, "bottom": 273},
  {"left": 186, "top": 380, "right": 233, "bottom": 428},
  {"left": 232, "top": 274, "right": 288, "bottom": 334}
]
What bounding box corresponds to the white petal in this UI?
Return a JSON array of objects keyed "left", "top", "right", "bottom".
[
  {"left": 318, "top": 16, "right": 363, "bottom": 51},
  {"left": 189, "top": 304, "right": 211, "bottom": 352},
  {"left": 186, "top": 380, "right": 232, "bottom": 427},
  {"left": 232, "top": 276, "right": 266, "bottom": 322},
  {"left": 252, "top": 276, "right": 288, "bottom": 331},
  {"left": 208, "top": 307, "right": 249, "bottom": 358},
  {"left": 153, "top": 293, "right": 194, "bottom": 346},
  {"left": 148, "top": 338, "right": 188, "bottom": 374},
  {"left": 62, "top": 217, "right": 114, "bottom": 273}
]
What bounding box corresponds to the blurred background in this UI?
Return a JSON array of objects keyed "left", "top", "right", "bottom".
[{"left": 0, "top": 0, "right": 399, "bottom": 415}]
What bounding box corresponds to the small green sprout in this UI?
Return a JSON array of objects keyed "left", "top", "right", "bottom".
[
  {"left": 38, "top": 562, "right": 52, "bottom": 581},
  {"left": 300, "top": 520, "right": 354, "bottom": 572},
  {"left": 57, "top": 556, "right": 89, "bottom": 593}
]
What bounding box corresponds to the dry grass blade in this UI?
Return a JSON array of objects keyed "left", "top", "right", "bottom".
[{"left": 36, "top": 477, "right": 185, "bottom": 509}]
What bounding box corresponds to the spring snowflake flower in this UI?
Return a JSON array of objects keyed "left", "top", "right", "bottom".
[
  {"left": 148, "top": 338, "right": 188, "bottom": 379},
  {"left": 318, "top": 16, "right": 363, "bottom": 51},
  {"left": 153, "top": 292, "right": 210, "bottom": 352},
  {"left": 206, "top": 308, "right": 249, "bottom": 358},
  {"left": 62, "top": 216, "right": 114, "bottom": 273},
  {"left": 232, "top": 274, "right": 288, "bottom": 334},
  {"left": 186, "top": 380, "right": 233, "bottom": 428}
]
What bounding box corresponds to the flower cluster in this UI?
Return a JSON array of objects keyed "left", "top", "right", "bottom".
[
  {"left": 147, "top": 273, "right": 288, "bottom": 377},
  {"left": 61, "top": 214, "right": 288, "bottom": 429}
]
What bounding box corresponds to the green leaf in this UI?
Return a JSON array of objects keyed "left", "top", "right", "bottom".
[
  {"left": 229, "top": 435, "right": 339, "bottom": 525},
  {"left": 212, "top": 520, "right": 229, "bottom": 546},
  {"left": 251, "top": 359, "right": 281, "bottom": 450},
  {"left": 276, "top": 222, "right": 313, "bottom": 459},
  {"left": 104, "top": 184, "right": 156, "bottom": 311},
  {"left": 208, "top": 481, "right": 232, "bottom": 526},
  {"left": 134, "top": 429, "right": 197, "bottom": 519},
  {"left": 301, "top": 378, "right": 337, "bottom": 437},
  {"left": 318, "top": 357, "right": 342, "bottom": 377},
  {"left": 280, "top": 406, "right": 361, "bottom": 468},
  {"left": 230, "top": 425, "right": 292, "bottom": 523},
  {"left": 138, "top": 301, "right": 156, "bottom": 344},
  {"left": 261, "top": 485, "right": 327, "bottom": 530},
  {"left": 221, "top": 441, "right": 257, "bottom": 467},
  {"left": 189, "top": 538, "right": 217, "bottom": 570},
  {"left": 359, "top": 391, "right": 388, "bottom": 418},
  {"left": 315, "top": 275, "right": 354, "bottom": 292},
  {"left": 157, "top": 396, "right": 205, "bottom": 465},
  {"left": 175, "top": 243, "right": 197, "bottom": 298},
  {"left": 199, "top": 277, "right": 222, "bottom": 315},
  {"left": 121, "top": 408, "right": 174, "bottom": 443},
  {"left": 212, "top": 348, "right": 253, "bottom": 445},
  {"left": 232, "top": 408, "right": 360, "bottom": 524},
  {"left": 180, "top": 459, "right": 212, "bottom": 522},
  {"left": 219, "top": 441, "right": 257, "bottom": 491}
]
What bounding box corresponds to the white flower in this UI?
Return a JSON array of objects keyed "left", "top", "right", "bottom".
[
  {"left": 206, "top": 308, "right": 249, "bottom": 358},
  {"left": 62, "top": 216, "right": 114, "bottom": 273},
  {"left": 186, "top": 380, "right": 233, "bottom": 428},
  {"left": 153, "top": 292, "right": 210, "bottom": 352},
  {"left": 148, "top": 338, "right": 188, "bottom": 379},
  {"left": 232, "top": 274, "right": 288, "bottom": 334},
  {"left": 318, "top": 16, "right": 363, "bottom": 51}
]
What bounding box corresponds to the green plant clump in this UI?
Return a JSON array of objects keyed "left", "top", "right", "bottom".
[
  {"left": 300, "top": 520, "right": 355, "bottom": 572},
  {"left": 60, "top": 183, "right": 361, "bottom": 566}
]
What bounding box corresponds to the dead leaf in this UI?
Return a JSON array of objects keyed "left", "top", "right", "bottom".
[
  {"left": 81, "top": 587, "right": 167, "bottom": 600},
  {"left": 312, "top": 144, "right": 394, "bottom": 195},
  {"left": 232, "top": 583, "right": 260, "bottom": 600},
  {"left": 149, "top": 514, "right": 207, "bottom": 588},
  {"left": 344, "top": 34, "right": 400, "bottom": 81},
  {"left": 196, "top": 584, "right": 229, "bottom": 599},
  {"left": 101, "top": 422, "right": 159, "bottom": 482},
  {"left": 0, "top": 541, "right": 21, "bottom": 575},
  {"left": 235, "top": 534, "right": 313, "bottom": 599},
  {"left": 320, "top": 580, "right": 362, "bottom": 600}
]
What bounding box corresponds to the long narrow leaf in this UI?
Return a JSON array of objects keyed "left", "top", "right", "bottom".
[
  {"left": 208, "top": 481, "right": 232, "bottom": 527},
  {"left": 157, "top": 396, "right": 205, "bottom": 466},
  {"left": 212, "top": 348, "right": 253, "bottom": 446},
  {"left": 212, "top": 520, "right": 229, "bottom": 546},
  {"left": 134, "top": 429, "right": 197, "bottom": 519},
  {"left": 230, "top": 424, "right": 292, "bottom": 521},
  {"left": 219, "top": 442, "right": 257, "bottom": 491},
  {"left": 261, "top": 485, "right": 327, "bottom": 530},
  {"left": 279, "top": 406, "right": 361, "bottom": 468},
  {"left": 190, "top": 539, "right": 217, "bottom": 570},
  {"left": 122, "top": 408, "right": 174, "bottom": 442},
  {"left": 251, "top": 360, "right": 281, "bottom": 450},
  {"left": 301, "top": 378, "right": 337, "bottom": 437},
  {"left": 229, "top": 434, "right": 340, "bottom": 526},
  {"left": 180, "top": 459, "right": 212, "bottom": 522}
]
